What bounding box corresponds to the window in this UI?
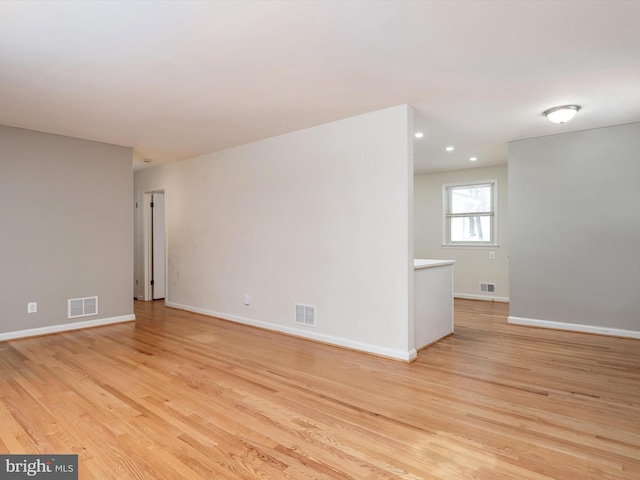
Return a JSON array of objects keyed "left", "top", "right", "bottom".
[{"left": 443, "top": 180, "right": 497, "bottom": 247}]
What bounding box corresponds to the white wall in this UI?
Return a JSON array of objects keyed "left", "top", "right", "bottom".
[
  {"left": 414, "top": 165, "right": 509, "bottom": 301},
  {"left": 508, "top": 123, "right": 640, "bottom": 337},
  {"left": 0, "top": 125, "right": 134, "bottom": 339},
  {"left": 135, "top": 105, "right": 416, "bottom": 360}
]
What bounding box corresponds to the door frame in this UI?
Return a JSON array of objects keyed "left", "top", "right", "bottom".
[{"left": 141, "top": 189, "right": 167, "bottom": 302}]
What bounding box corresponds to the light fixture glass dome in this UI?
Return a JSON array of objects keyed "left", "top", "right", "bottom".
[{"left": 543, "top": 105, "right": 581, "bottom": 124}]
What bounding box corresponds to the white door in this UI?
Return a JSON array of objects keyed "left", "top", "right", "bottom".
[{"left": 151, "top": 192, "right": 166, "bottom": 299}]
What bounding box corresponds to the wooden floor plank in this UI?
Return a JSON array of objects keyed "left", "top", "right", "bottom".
[{"left": 1, "top": 299, "right": 639, "bottom": 479}]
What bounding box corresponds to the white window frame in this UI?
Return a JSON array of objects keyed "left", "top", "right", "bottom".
[{"left": 442, "top": 179, "right": 498, "bottom": 249}]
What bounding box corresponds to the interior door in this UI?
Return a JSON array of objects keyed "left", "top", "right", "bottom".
[{"left": 151, "top": 192, "right": 166, "bottom": 300}]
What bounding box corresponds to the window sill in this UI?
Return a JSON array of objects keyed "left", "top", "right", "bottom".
[{"left": 441, "top": 244, "right": 499, "bottom": 250}]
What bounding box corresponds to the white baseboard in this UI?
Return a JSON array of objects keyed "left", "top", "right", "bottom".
[
  {"left": 165, "top": 301, "right": 417, "bottom": 362},
  {"left": 508, "top": 315, "right": 640, "bottom": 339},
  {"left": 0, "top": 314, "right": 136, "bottom": 342},
  {"left": 454, "top": 293, "right": 509, "bottom": 303}
]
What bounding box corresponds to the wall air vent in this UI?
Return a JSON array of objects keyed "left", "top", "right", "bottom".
[
  {"left": 295, "top": 304, "right": 316, "bottom": 327},
  {"left": 480, "top": 283, "right": 496, "bottom": 293},
  {"left": 68, "top": 296, "right": 98, "bottom": 319}
]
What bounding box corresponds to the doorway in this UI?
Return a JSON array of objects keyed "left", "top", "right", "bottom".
[
  {"left": 150, "top": 192, "right": 166, "bottom": 300},
  {"left": 141, "top": 190, "right": 166, "bottom": 301}
]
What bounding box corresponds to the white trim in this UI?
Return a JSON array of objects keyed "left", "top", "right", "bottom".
[
  {"left": 0, "top": 314, "right": 136, "bottom": 342},
  {"left": 442, "top": 244, "right": 499, "bottom": 250},
  {"left": 508, "top": 316, "right": 640, "bottom": 339},
  {"left": 166, "top": 301, "right": 417, "bottom": 362},
  {"left": 455, "top": 293, "right": 509, "bottom": 303}
]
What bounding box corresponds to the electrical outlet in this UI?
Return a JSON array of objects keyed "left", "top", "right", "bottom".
[
  {"left": 27, "top": 302, "right": 37, "bottom": 313},
  {"left": 243, "top": 294, "right": 250, "bottom": 305},
  {"left": 489, "top": 251, "right": 495, "bottom": 260}
]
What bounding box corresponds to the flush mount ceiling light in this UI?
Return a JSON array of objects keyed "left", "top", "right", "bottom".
[
  {"left": 415, "top": 132, "right": 424, "bottom": 138},
  {"left": 543, "top": 105, "right": 581, "bottom": 124},
  {"left": 446, "top": 146, "right": 454, "bottom": 151}
]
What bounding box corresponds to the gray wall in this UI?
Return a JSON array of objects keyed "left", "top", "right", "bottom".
[
  {"left": 508, "top": 123, "right": 640, "bottom": 332},
  {"left": 0, "top": 125, "right": 133, "bottom": 335}
]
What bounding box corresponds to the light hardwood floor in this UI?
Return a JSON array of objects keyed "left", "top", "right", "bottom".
[{"left": 1, "top": 299, "right": 639, "bottom": 479}]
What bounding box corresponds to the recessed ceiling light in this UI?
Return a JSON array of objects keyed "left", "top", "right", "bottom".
[
  {"left": 143, "top": 158, "right": 153, "bottom": 163},
  {"left": 470, "top": 157, "right": 478, "bottom": 162},
  {"left": 414, "top": 132, "right": 424, "bottom": 138},
  {"left": 446, "top": 146, "right": 454, "bottom": 152}
]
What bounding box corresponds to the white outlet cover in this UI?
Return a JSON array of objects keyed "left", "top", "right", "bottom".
[{"left": 27, "top": 302, "right": 37, "bottom": 313}]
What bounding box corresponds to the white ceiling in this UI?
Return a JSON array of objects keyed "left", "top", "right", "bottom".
[{"left": 1, "top": 1, "right": 639, "bottom": 174}]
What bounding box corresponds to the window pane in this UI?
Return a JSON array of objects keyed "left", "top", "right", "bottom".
[
  {"left": 450, "top": 216, "right": 492, "bottom": 242},
  {"left": 450, "top": 184, "right": 491, "bottom": 214}
]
